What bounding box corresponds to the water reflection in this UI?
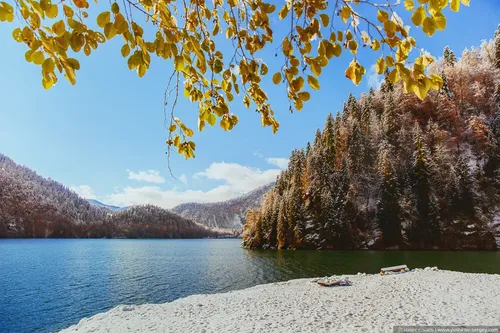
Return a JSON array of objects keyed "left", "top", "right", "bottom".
[{"left": 1, "top": 239, "right": 499, "bottom": 333}]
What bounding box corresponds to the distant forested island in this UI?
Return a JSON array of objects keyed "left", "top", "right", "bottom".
[
  {"left": 0, "top": 154, "right": 220, "bottom": 239},
  {"left": 243, "top": 34, "right": 500, "bottom": 251}
]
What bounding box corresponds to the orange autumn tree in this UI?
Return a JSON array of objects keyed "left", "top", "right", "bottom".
[{"left": 0, "top": 0, "right": 470, "bottom": 158}]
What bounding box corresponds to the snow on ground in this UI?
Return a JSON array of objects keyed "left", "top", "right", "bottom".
[{"left": 60, "top": 269, "right": 500, "bottom": 333}]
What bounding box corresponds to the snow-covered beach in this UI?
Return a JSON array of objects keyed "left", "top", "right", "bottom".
[{"left": 60, "top": 269, "right": 500, "bottom": 333}]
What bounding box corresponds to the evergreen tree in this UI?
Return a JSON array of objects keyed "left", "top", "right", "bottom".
[
  {"left": 439, "top": 72, "right": 454, "bottom": 99},
  {"left": 382, "top": 93, "right": 400, "bottom": 147},
  {"left": 494, "top": 24, "right": 500, "bottom": 70},
  {"left": 451, "top": 156, "right": 476, "bottom": 218},
  {"left": 408, "top": 123, "right": 440, "bottom": 248},
  {"left": 313, "top": 129, "right": 322, "bottom": 149},
  {"left": 484, "top": 83, "right": 500, "bottom": 185},
  {"left": 376, "top": 145, "right": 403, "bottom": 247},
  {"left": 242, "top": 35, "right": 500, "bottom": 251},
  {"left": 322, "top": 114, "right": 336, "bottom": 172},
  {"left": 276, "top": 197, "right": 287, "bottom": 249},
  {"left": 305, "top": 141, "right": 312, "bottom": 157},
  {"left": 380, "top": 68, "right": 394, "bottom": 94},
  {"left": 360, "top": 94, "right": 373, "bottom": 134},
  {"left": 443, "top": 46, "right": 457, "bottom": 67},
  {"left": 348, "top": 118, "right": 367, "bottom": 174}
]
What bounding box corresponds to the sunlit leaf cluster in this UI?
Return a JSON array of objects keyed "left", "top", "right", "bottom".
[{"left": 1, "top": 0, "right": 470, "bottom": 158}]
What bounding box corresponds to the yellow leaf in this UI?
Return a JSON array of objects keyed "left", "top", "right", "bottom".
[
  {"left": 282, "top": 37, "right": 293, "bottom": 57},
  {"left": 292, "top": 76, "right": 305, "bottom": 91},
  {"left": 260, "top": 63, "right": 268, "bottom": 75},
  {"left": 411, "top": 6, "right": 426, "bottom": 26},
  {"left": 413, "top": 76, "right": 431, "bottom": 100},
  {"left": 97, "top": 12, "right": 110, "bottom": 28},
  {"left": 422, "top": 17, "right": 436, "bottom": 36},
  {"left": 104, "top": 22, "right": 117, "bottom": 40},
  {"left": 433, "top": 12, "right": 446, "bottom": 30},
  {"left": 243, "top": 95, "right": 251, "bottom": 108},
  {"left": 63, "top": 5, "right": 74, "bottom": 17},
  {"left": 220, "top": 117, "right": 230, "bottom": 131},
  {"left": 185, "top": 128, "right": 194, "bottom": 137},
  {"left": 404, "top": 0, "right": 415, "bottom": 11},
  {"left": 384, "top": 20, "right": 397, "bottom": 36},
  {"left": 386, "top": 56, "right": 395, "bottom": 67},
  {"left": 298, "top": 92, "right": 310, "bottom": 101},
  {"left": 121, "top": 44, "right": 130, "bottom": 57},
  {"left": 32, "top": 51, "right": 44, "bottom": 65},
  {"left": 46, "top": 4, "right": 58, "bottom": 19},
  {"left": 377, "top": 10, "right": 389, "bottom": 23},
  {"left": 450, "top": 0, "right": 459, "bottom": 12},
  {"left": 173, "top": 135, "right": 180, "bottom": 147},
  {"left": 429, "top": 73, "right": 443, "bottom": 90},
  {"left": 111, "top": 2, "right": 119, "bottom": 14},
  {"left": 307, "top": 75, "right": 320, "bottom": 90},
  {"left": 340, "top": 6, "right": 351, "bottom": 23},
  {"left": 198, "top": 119, "right": 205, "bottom": 132},
  {"left": 42, "top": 58, "right": 54, "bottom": 73},
  {"left": 67, "top": 58, "right": 80, "bottom": 70},
  {"left": 345, "top": 60, "right": 365, "bottom": 85},
  {"left": 461, "top": 0, "right": 470, "bottom": 6},
  {"left": 42, "top": 77, "right": 54, "bottom": 90},
  {"left": 207, "top": 113, "right": 216, "bottom": 126},
  {"left": 174, "top": 55, "right": 184, "bottom": 71},
  {"left": 137, "top": 64, "right": 147, "bottom": 77},
  {"left": 371, "top": 39, "right": 380, "bottom": 51},
  {"left": 330, "top": 32, "right": 336, "bottom": 43},
  {"left": 52, "top": 20, "right": 66, "bottom": 37},
  {"left": 310, "top": 62, "right": 321, "bottom": 76},
  {"left": 25, "top": 50, "right": 33, "bottom": 62},
  {"left": 332, "top": 43, "right": 342, "bottom": 57},
  {"left": 348, "top": 40, "right": 358, "bottom": 54},
  {"left": 12, "top": 28, "right": 22, "bottom": 42},
  {"left": 73, "top": 0, "right": 88, "bottom": 9},
  {"left": 389, "top": 69, "right": 400, "bottom": 84},
  {"left": 272, "top": 72, "right": 282, "bottom": 84},
  {"left": 375, "top": 58, "right": 386, "bottom": 74},
  {"left": 278, "top": 4, "right": 289, "bottom": 20},
  {"left": 168, "top": 124, "right": 177, "bottom": 132},
  {"left": 320, "top": 14, "right": 329, "bottom": 27}
]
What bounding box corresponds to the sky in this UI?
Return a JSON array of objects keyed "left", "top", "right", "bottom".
[{"left": 0, "top": 1, "right": 499, "bottom": 209}]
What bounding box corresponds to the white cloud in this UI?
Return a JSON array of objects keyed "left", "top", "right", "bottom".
[
  {"left": 179, "top": 174, "right": 188, "bottom": 186},
  {"left": 70, "top": 185, "right": 97, "bottom": 199},
  {"left": 367, "top": 64, "right": 383, "bottom": 90},
  {"left": 101, "top": 162, "right": 280, "bottom": 209},
  {"left": 127, "top": 169, "right": 165, "bottom": 183},
  {"left": 266, "top": 157, "right": 289, "bottom": 170},
  {"left": 194, "top": 162, "right": 280, "bottom": 193}
]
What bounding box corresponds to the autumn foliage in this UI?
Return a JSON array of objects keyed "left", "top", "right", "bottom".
[
  {"left": 243, "top": 33, "right": 500, "bottom": 251},
  {"left": 1, "top": 0, "right": 471, "bottom": 158}
]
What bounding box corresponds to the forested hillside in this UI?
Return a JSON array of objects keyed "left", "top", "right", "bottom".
[
  {"left": 172, "top": 183, "right": 273, "bottom": 230},
  {"left": 0, "top": 154, "right": 218, "bottom": 238},
  {"left": 243, "top": 31, "right": 500, "bottom": 251}
]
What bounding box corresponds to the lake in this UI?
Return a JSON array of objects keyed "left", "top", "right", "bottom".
[{"left": 1, "top": 239, "right": 500, "bottom": 333}]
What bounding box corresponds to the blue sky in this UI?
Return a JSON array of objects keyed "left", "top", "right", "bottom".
[{"left": 0, "top": 1, "right": 499, "bottom": 208}]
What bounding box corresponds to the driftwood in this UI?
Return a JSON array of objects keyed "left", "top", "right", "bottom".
[
  {"left": 316, "top": 278, "right": 352, "bottom": 287},
  {"left": 380, "top": 265, "right": 409, "bottom": 275}
]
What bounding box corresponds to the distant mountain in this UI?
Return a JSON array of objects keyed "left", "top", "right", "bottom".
[
  {"left": 0, "top": 153, "right": 219, "bottom": 239},
  {"left": 171, "top": 183, "right": 274, "bottom": 230},
  {"left": 87, "top": 199, "right": 125, "bottom": 212}
]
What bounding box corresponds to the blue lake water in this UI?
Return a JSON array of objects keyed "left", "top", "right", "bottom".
[{"left": 1, "top": 239, "right": 500, "bottom": 333}]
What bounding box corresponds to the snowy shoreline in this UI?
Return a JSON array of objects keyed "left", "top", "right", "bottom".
[{"left": 60, "top": 269, "right": 500, "bottom": 333}]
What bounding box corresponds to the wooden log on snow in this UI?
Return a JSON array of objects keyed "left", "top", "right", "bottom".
[{"left": 380, "top": 265, "right": 408, "bottom": 275}]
